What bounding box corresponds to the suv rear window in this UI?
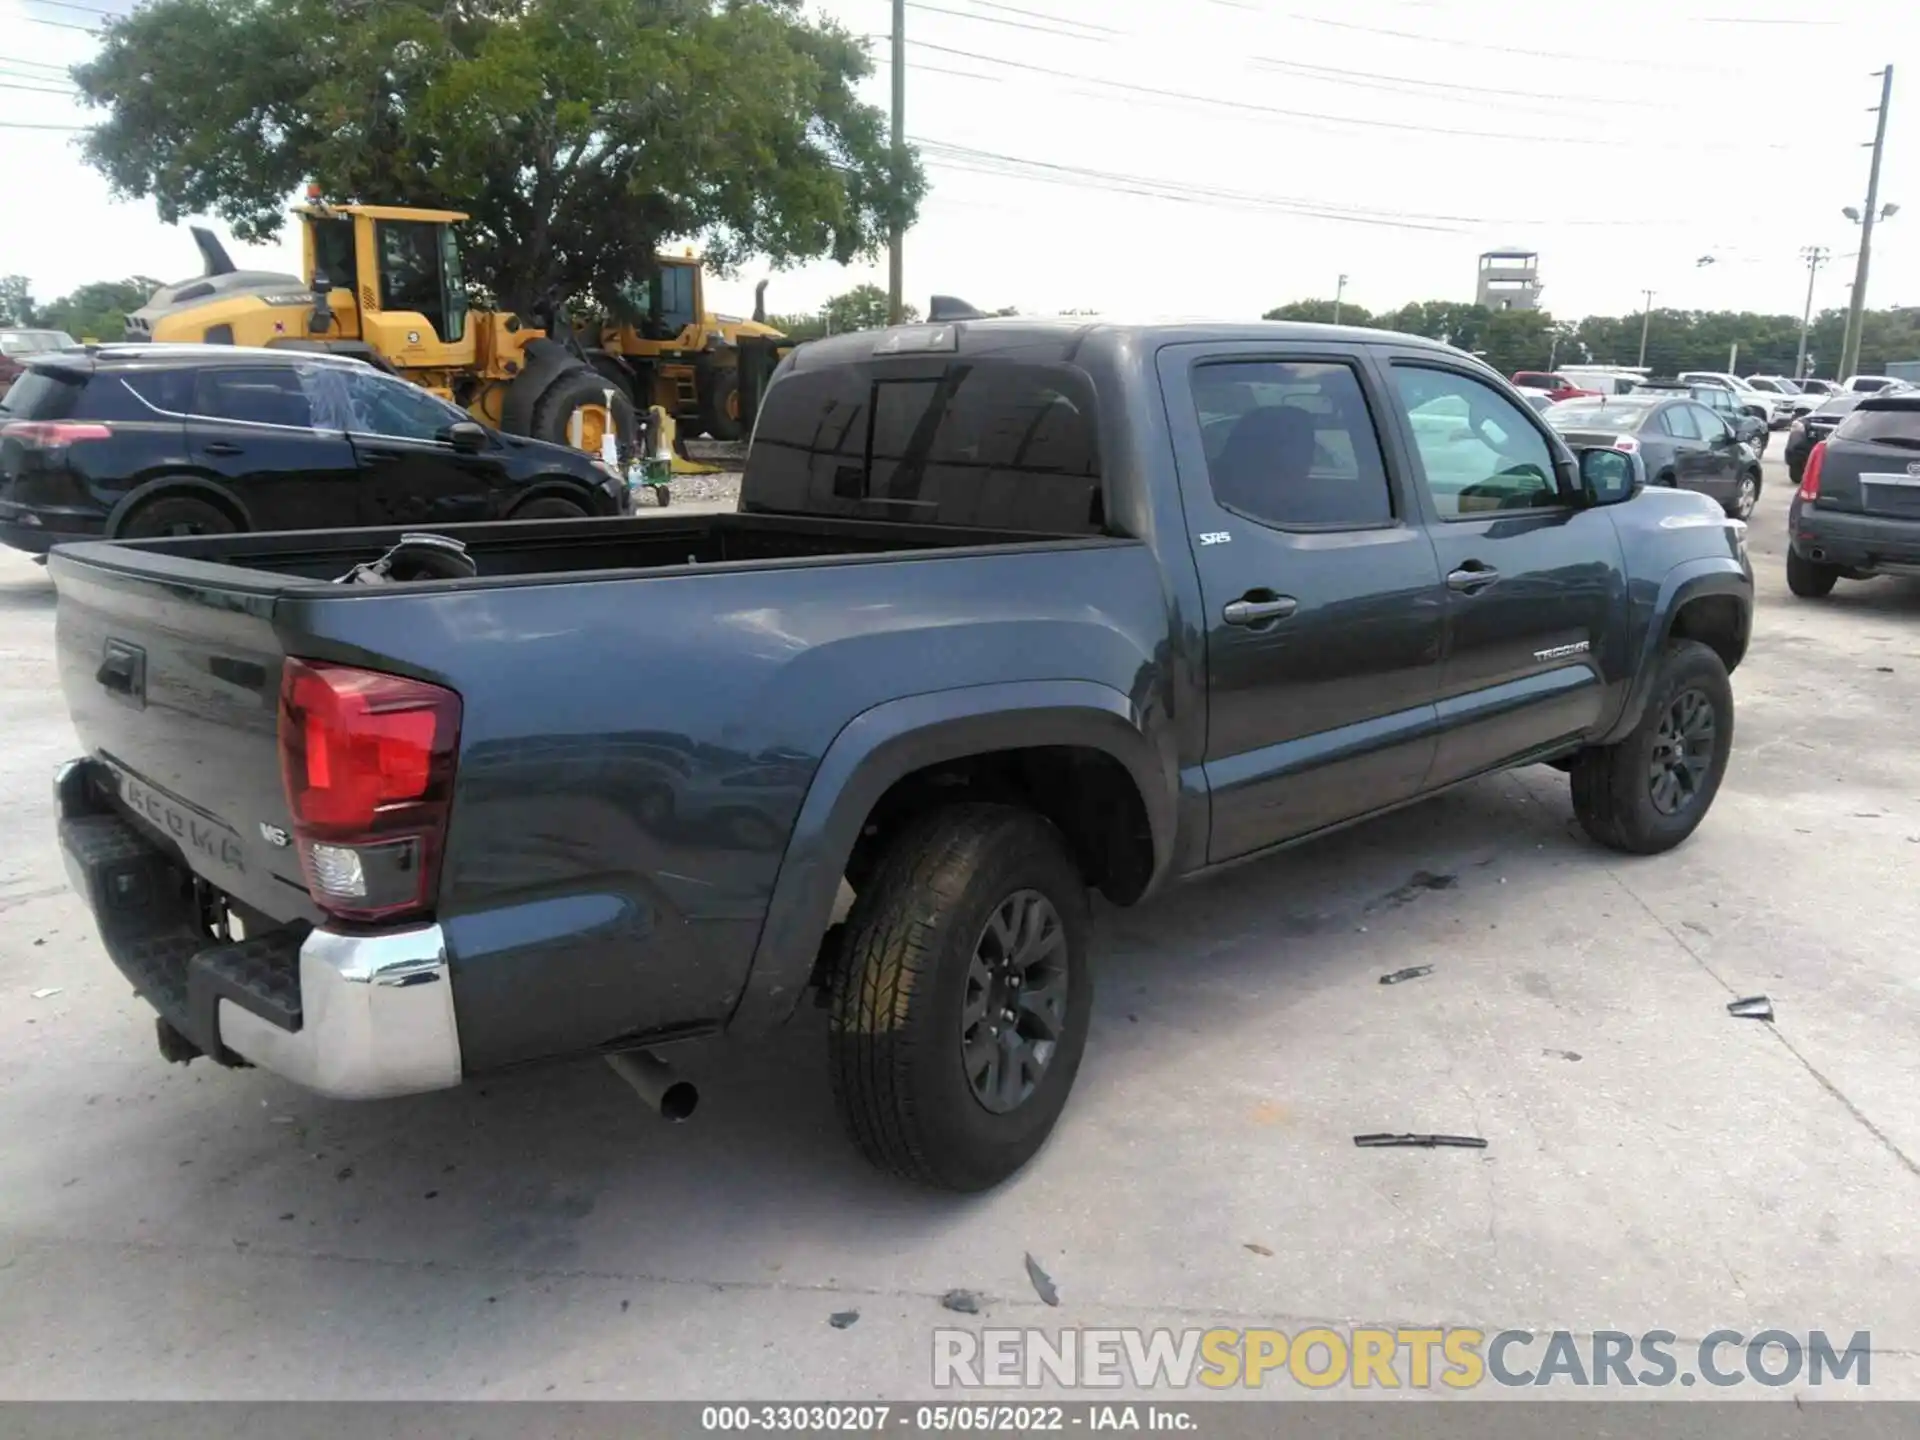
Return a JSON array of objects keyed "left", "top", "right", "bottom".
[
  {"left": 746, "top": 359, "right": 1103, "bottom": 533},
  {"left": 1835, "top": 404, "right": 1920, "bottom": 447},
  {"left": 0, "top": 368, "right": 82, "bottom": 420}
]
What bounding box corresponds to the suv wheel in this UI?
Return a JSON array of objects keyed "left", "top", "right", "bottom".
[
  {"left": 826, "top": 803, "right": 1092, "bottom": 1191},
  {"left": 120, "top": 495, "right": 237, "bottom": 540},
  {"left": 1570, "top": 640, "right": 1733, "bottom": 855},
  {"left": 1786, "top": 547, "right": 1840, "bottom": 598}
]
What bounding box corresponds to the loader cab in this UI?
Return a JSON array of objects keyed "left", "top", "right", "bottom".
[
  {"left": 296, "top": 203, "right": 475, "bottom": 369},
  {"left": 640, "top": 256, "right": 703, "bottom": 343}
]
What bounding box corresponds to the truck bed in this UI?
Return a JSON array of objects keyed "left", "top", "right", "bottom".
[{"left": 51, "top": 510, "right": 1095, "bottom": 588}]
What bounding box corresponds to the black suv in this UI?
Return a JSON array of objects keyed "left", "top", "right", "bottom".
[{"left": 0, "top": 345, "right": 629, "bottom": 553}]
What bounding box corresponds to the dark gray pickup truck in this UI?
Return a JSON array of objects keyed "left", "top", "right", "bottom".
[{"left": 49, "top": 318, "right": 1753, "bottom": 1189}]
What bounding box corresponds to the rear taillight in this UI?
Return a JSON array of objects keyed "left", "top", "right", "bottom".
[
  {"left": 277, "top": 658, "right": 462, "bottom": 923},
  {"left": 1800, "top": 441, "right": 1825, "bottom": 501},
  {"left": 1, "top": 420, "right": 111, "bottom": 449}
]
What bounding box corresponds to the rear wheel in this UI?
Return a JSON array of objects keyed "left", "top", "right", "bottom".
[
  {"left": 1570, "top": 639, "right": 1733, "bottom": 855},
  {"left": 511, "top": 493, "right": 590, "bottom": 520},
  {"left": 1786, "top": 547, "right": 1839, "bottom": 598},
  {"left": 120, "top": 495, "right": 237, "bottom": 540},
  {"left": 526, "top": 368, "right": 639, "bottom": 464},
  {"left": 827, "top": 803, "right": 1092, "bottom": 1191}
]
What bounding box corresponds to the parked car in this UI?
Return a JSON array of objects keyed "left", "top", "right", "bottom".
[
  {"left": 1793, "top": 378, "right": 1841, "bottom": 399},
  {"left": 47, "top": 316, "right": 1752, "bottom": 1190},
  {"left": 0, "top": 328, "right": 81, "bottom": 404},
  {"left": 0, "top": 344, "right": 630, "bottom": 554},
  {"left": 1544, "top": 392, "right": 1764, "bottom": 518},
  {"left": 1786, "top": 393, "right": 1920, "bottom": 597},
  {"left": 1517, "top": 390, "right": 1556, "bottom": 414},
  {"left": 1744, "top": 375, "right": 1821, "bottom": 419},
  {"left": 1634, "top": 378, "right": 1770, "bottom": 454},
  {"left": 1840, "top": 375, "right": 1912, "bottom": 394},
  {"left": 1511, "top": 370, "right": 1600, "bottom": 402},
  {"left": 1784, "top": 392, "right": 1865, "bottom": 486},
  {"left": 1678, "top": 371, "right": 1794, "bottom": 429},
  {"left": 1560, "top": 367, "right": 1648, "bottom": 396}
]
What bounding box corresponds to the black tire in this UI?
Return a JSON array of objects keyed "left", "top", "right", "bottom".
[
  {"left": 510, "top": 493, "right": 590, "bottom": 520},
  {"left": 525, "top": 367, "right": 640, "bottom": 463},
  {"left": 827, "top": 803, "right": 1092, "bottom": 1191},
  {"left": 1786, "top": 547, "right": 1839, "bottom": 598},
  {"left": 119, "top": 494, "right": 238, "bottom": 540},
  {"left": 1655, "top": 469, "right": 1677, "bottom": 488},
  {"left": 1725, "top": 467, "right": 1760, "bottom": 520},
  {"left": 652, "top": 484, "right": 672, "bottom": 508},
  {"left": 1569, "top": 639, "right": 1733, "bottom": 856},
  {"left": 700, "top": 367, "right": 744, "bottom": 442}
]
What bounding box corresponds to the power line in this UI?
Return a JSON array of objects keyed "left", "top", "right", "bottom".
[
  {"left": 0, "top": 79, "right": 77, "bottom": 94},
  {"left": 24, "top": 0, "right": 118, "bottom": 12},
  {"left": 25, "top": 15, "right": 102, "bottom": 32},
  {"left": 903, "top": 2, "right": 1105, "bottom": 41},
  {"left": 1269, "top": 11, "right": 1740, "bottom": 76},
  {"left": 1250, "top": 55, "right": 1689, "bottom": 113},
  {"left": 901, "top": 37, "right": 1786, "bottom": 151},
  {"left": 967, "top": 1, "right": 1122, "bottom": 34},
  {"left": 0, "top": 120, "right": 89, "bottom": 130}
]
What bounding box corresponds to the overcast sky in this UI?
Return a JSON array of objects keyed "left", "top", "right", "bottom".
[{"left": 2, "top": 0, "right": 1913, "bottom": 329}]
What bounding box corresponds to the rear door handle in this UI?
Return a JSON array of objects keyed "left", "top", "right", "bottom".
[
  {"left": 201, "top": 441, "right": 243, "bottom": 456},
  {"left": 359, "top": 447, "right": 402, "bottom": 461},
  {"left": 1447, "top": 563, "right": 1500, "bottom": 593},
  {"left": 1223, "top": 594, "right": 1298, "bottom": 626}
]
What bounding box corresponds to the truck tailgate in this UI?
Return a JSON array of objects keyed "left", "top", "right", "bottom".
[{"left": 53, "top": 555, "right": 315, "bottom": 924}]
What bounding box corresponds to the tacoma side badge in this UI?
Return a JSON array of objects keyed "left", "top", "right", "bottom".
[{"left": 1197, "top": 531, "right": 1232, "bottom": 546}]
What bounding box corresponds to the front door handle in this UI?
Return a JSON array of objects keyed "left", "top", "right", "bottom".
[
  {"left": 1447, "top": 563, "right": 1500, "bottom": 593},
  {"left": 201, "top": 441, "right": 243, "bottom": 456},
  {"left": 1223, "top": 594, "right": 1298, "bottom": 626}
]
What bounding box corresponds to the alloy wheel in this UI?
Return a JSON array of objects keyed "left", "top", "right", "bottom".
[{"left": 961, "top": 889, "right": 1069, "bottom": 1114}]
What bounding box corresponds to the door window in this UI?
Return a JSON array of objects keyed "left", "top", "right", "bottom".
[
  {"left": 191, "top": 367, "right": 315, "bottom": 429},
  {"left": 1688, "top": 405, "right": 1731, "bottom": 443},
  {"left": 1392, "top": 365, "right": 1561, "bottom": 518},
  {"left": 376, "top": 220, "right": 451, "bottom": 341},
  {"left": 1658, "top": 403, "right": 1699, "bottom": 440},
  {"left": 342, "top": 370, "right": 468, "bottom": 442},
  {"left": 1190, "top": 360, "right": 1393, "bottom": 528}
]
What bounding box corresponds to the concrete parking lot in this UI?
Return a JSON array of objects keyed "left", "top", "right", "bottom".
[{"left": 3, "top": 448, "right": 1919, "bottom": 1401}]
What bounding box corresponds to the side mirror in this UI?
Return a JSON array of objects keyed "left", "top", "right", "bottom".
[
  {"left": 442, "top": 420, "right": 489, "bottom": 453},
  {"left": 1576, "top": 446, "right": 1642, "bottom": 507}
]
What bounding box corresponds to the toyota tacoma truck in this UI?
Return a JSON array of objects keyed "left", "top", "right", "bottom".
[{"left": 48, "top": 317, "right": 1753, "bottom": 1190}]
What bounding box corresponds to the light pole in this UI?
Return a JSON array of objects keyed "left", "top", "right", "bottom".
[
  {"left": 1838, "top": 65, "right": 1895, "bottom": 381},
  {"left": 1333, "top": 273, "right": 1348, "bottom": 326},
  {"left": 1636, "top": 289, "right": 1656, "bottom": 368},
  {"left": 1795, "top": 245, "right": 1829, "bottom": 379},
  {"left": 887, "top": 0, "right": 906, "bottom": 325}
]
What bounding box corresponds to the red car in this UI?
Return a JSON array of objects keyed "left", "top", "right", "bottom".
[{"left": 1512, "top": 371, "right": 1600, "bottom": 402}]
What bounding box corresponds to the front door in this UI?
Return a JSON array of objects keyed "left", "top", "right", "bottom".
[
  {"left": 1158, "top": 343, "right": 1448, "bottom": 863},
  {"left": 337, "top": 369, "right": 509, "bottom": 526},
  {"left": 1383, "top": 358, "right": 1628, "bottom": 788}
]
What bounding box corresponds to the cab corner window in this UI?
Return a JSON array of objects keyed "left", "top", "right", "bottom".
[
  {"left": 1191, "top": 360, "right": 1393, "bottom": 529},
  {"left": 1392, "top": 365, "right": 1560, "bottom": 519}
]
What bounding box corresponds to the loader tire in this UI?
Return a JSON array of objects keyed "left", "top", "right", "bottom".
[{"left": 527, "top": 367, "right": 638, "bottom": 464}]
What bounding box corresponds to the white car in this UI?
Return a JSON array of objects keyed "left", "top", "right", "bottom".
[
  {"left": 1840, "top": 375, "right": 1913, "bottom": 394},
  {"left": 1745, "top": 375, "right": 1821, "bottom": 418},
  {"left": 1678, "top": 371, "right": 1793, "bottom": 428}
]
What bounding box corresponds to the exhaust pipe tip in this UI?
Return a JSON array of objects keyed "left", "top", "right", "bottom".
[{"left": 606, "top": 1050, "right": 699, "bottom": 1123}]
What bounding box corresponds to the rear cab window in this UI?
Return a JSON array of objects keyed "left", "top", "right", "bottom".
[
  {"left": 745, "top": 357, "right": 1104, "bottom": 534},
  {"left": 1835, "top": 404, "right": 1920, "bottom": 446}
]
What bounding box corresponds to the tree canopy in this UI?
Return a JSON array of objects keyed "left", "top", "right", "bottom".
[
  {"left": 773, "top": 282, "right": 919, "bottom": 340},
  {"left": 73, "top": 0, "right": 923, "bottom": 316},
  {"left": 1264, "top": 295, "right": 1920, "bottom": 381}
]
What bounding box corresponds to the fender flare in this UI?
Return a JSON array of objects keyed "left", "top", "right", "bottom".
[
  {"left": 105, "top": 473, "right": 254, "bottom": 537},
  {"left": 725, "top": 679, "right": 1177, "bottom": 1036},
  {"left": 1598, "top": 560, "right": 1751, "bottom": 745},
  {"left": 505, "top": 473, "right": 613, "bottom": 516},
  {"left": 498, "top": 337, "right": 589, "bottom": 438}
]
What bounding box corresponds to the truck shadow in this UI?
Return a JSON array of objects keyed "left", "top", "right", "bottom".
[{"left": 0, "top": 571, "right": 55, "bottom": 614}]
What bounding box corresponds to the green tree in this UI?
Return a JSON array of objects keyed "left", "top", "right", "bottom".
[
  {"left": 769, "top": 283, "right": 919, "bottom": 341},
  {"left": 37, "top": 277, "right": 166, "bottom": 343},
  {"left": 1261, "top": 298, "right": 1374, "bottom": 326},
  {"left": 0, "top": 276, "right": 36, "bottom": 328},
  {"left": 73, "top": 0, "right": 923, "bottom": 317}
]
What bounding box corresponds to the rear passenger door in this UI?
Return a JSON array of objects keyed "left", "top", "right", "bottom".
[
  {"left": 1158, "top": 343, "right": 1447, "bottom": 862},
  {"left": 1385, "top": 359, "right": 1627, "bottom": 787},
  {"left": 341, "top": 370, "right": 510, "bottom": 526},
  {"left": 1656, "top": 400, "right": 1710, "bottom": 487},
  {"left": 184, "top": 365, "right": 360, "bottom": 531}
]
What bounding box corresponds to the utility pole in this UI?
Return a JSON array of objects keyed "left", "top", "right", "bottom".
[
  {"left": 1840, "top": 65, "right": 1894, "bottom": 382},
  {"left": 1636, "top": 290, "right": 1655, "bottom": 368},
  {"left": 887, "top": 0, "right": 906, "bottom": 325},
  {"left": 1795, "top": 245, "right": 1829, "bottom": 379},
  {"left": 1333, "top": 273, "right": 1348, "bottom": 326}
]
